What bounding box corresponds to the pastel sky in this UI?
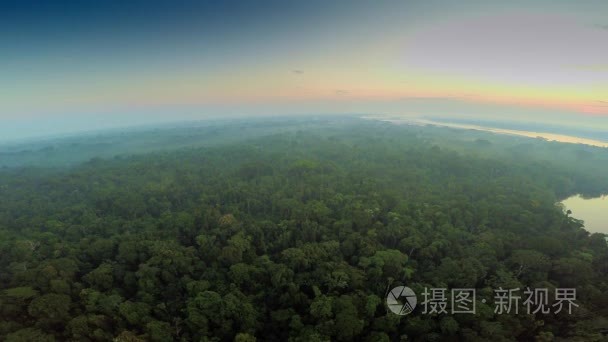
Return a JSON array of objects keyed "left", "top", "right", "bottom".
[{"left": 1, "top": 0, "right": 607, "bottom": 140}]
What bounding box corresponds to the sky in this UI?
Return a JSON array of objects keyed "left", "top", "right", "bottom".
[{"left": 1, "top": 0, "right": 607, "bottom": 140}]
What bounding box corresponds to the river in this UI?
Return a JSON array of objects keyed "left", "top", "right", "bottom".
[
  {"left": 561, "top": 195, "right": 608, "bottom": 234},
  {"left": 378, "top": 118, "right": 608, "bottom": 148}
]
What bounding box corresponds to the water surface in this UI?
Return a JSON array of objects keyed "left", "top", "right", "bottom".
[{"left": 562, "top": 195, "right": 608, "bottom": 234}]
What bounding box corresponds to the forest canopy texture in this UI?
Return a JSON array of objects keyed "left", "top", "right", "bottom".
[{"left": 0, "top": 118, "right": 607, "bottom": 341}]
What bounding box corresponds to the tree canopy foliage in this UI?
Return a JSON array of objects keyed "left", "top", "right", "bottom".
[{"left": 1, "top": 118, "right": 607, "bottom": 341}]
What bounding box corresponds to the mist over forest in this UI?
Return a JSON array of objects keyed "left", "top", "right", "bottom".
[
  {"left": 1, "top": 117, "right": 607, "bottom": 341},
  {"left": 2, "top": 0, "right": 608, "bottom": 340}
]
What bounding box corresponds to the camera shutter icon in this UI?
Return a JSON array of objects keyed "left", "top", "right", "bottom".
[{"left": 387, "top": 286, "right": 417, "bottom": 315}]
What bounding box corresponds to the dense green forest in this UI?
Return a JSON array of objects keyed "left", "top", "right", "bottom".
[{"left": 1, "top": 118, "right": 607, "bottom": 341}]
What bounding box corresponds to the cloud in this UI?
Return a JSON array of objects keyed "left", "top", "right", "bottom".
[
  {"left": 594, "top": 24, "right": 608, "bottom": 30},
  {"left": 292, "top": 70, "right": 304, "bottom": 75},
  {"left": 596, "top": 100, "right": 608, "bottom": 107},
  {"left": 334, "top": 89, "right": 349, "bottom": 96},
  {"left": 572, "top": 65, "right": 608, "bottom": 71}
]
